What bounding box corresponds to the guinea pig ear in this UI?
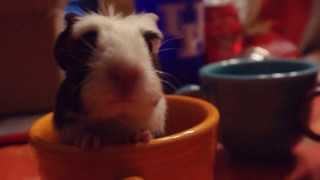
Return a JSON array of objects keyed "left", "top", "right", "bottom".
[{"left": 54, "top": 25, "right": 98, "bottom": 72}]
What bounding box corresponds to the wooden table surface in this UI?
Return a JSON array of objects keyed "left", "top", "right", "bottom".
[
  {"left": 1, "top": 98, "right": 320, "bottom": 180},
  {"left": 1, "top": 140, "right": 320, "bottom": 180}
]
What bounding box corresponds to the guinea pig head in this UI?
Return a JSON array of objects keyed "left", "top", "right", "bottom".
[{"left": 55, "top": 13, "right": 165, "bottom": 127}]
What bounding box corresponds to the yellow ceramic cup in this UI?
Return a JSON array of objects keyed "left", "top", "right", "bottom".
[{"left": 29, "top": 95, "right": 219, "bottom": 180}]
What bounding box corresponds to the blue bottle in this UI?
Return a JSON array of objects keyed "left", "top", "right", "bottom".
[{"left": 135, "top": 0, "right": 205, "bottom": 93}]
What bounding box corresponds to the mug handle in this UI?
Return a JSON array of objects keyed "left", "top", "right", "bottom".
[
  {"left": 123, "top": 176, "right": 144, "bottom": 180},
  {"left": 301, "top": 85, "right": 320, "bottom": 141}
]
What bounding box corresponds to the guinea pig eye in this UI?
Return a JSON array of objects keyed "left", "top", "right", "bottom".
[
  {"left": 54, "top": 29, "right": 98, "bottom": 72},
  {"left": 143, "top": 31, "right": 161, "bottom": 54},
  {"left": 143, "top": 31, "right": 162, "bottom": 69}
]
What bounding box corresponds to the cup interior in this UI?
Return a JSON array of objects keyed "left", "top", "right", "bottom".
[{"left": 200, "top": 59, "right": 318, "bottom": 79}]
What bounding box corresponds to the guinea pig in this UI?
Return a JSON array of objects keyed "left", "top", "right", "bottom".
[{"left": 53, "top": 12, "right": 166, "bottom": 149}]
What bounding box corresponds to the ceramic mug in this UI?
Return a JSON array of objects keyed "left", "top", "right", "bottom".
[
  {"left": 29, "top": 95, "right": 219, "bottom": 180},
  {"left": 197, "top": 59, "right": 320, "bottom": 161}
]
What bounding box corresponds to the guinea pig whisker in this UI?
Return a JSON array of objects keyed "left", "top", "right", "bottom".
[
  {"left": 68, "top": 53, "right": 80, "bottom": 60},
  {"left": 155, "top": 70, "right": 175, "bottom": 78},
  {"left": 161, "top": 79, "right": 177, "bottom": 91},
  {"left": 58, "top": 50, "right": 79, "bottom": 60},
  {"left": 81, "top": 39, "right": 98, "bottom": 54},
  {"left": 155, "top": 70, "right": 180, "bottom": 90},
  {"left": 158, "top": 48, "right": 179, "bottom": 54},
  {"left": 160, "top": 36, "right": 184, "bottom": 48},
  {"left": 79, "top": 75, "right": 93, "bottom": 88},
  {"left": 66, "top": 74, "right": 91, "bottom": 93},
  {"left": 70, "top": 79, "right": 86, "bottom": 92},
  {"left": 155, "top": 70, "right": 180, "bottom": 84}
]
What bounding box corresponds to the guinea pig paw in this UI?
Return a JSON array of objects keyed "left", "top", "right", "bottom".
[
  {"left": 134, "top": 129, "right": 153, "bottom": 144},
  {"left": 74, "top": 133, "right": 103, "bottom": 150}
]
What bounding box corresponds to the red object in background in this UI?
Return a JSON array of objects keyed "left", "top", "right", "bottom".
[
  {"left": 205, "top": 3, "right": 243, "bottom": 63},
  {"left": 243, "top": 0, "right": 313, "bottom": 58},
  {"left": 0, "top": 132, "right": 29, "bottom": 146},
  {"left": 259, "top": 0, "right": 312, "bottom": 45}
]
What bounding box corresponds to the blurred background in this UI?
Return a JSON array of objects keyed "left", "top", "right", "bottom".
[{"left": 0, "top": 0, "right": 320, "bottom": 143}]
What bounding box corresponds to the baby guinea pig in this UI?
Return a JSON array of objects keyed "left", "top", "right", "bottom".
[{"left": 53, "top": 12, "right": 166, "bottom": 149}]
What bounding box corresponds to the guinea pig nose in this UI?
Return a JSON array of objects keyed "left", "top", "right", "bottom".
[{"left": 107, "top": 65, "right": 142, "bottom": 96}]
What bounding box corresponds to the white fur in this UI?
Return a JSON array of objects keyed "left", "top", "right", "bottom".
[
  {"left": 72, "top": 12, "right": 166, "bottom": 135},
  {"left": 148, "top": 97, "right": 167, "bottom": 135}
]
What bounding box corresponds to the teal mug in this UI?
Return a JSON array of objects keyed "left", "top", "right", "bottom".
[{"left": 178, "top": 59, "right": 320, "bottom": 161}]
